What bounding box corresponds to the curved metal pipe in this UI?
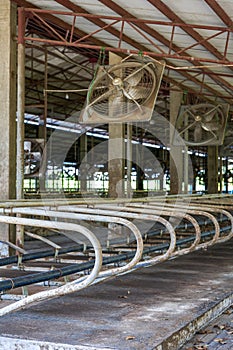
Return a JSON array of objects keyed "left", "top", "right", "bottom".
[
  {"left": 13, "top": 206, "right": 176, "bottom": 270},
  {"left": 53, "top": 205, "right": 177, "bottom": 266},
  {"left": 11, "top": 208, "right": 144, "bottom": 281},
  {"left": 128, "top": 202, "right": 221, "bottom": 249},
  {"left": 115, "top": 204, "right": 201, "bottom": 256},
  {"left": 0, "top": 215, "right": 102, "bottom": 316},
  {"left": 174, "top": 203, "right": 233, "bottom": 243}
]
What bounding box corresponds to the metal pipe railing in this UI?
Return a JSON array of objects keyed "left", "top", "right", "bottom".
[
  {"left": 51, "top": 206, "right": 177, "bottom": 265},
  {"left": 0, "top": 215, "right": 102, "bottom": 316},
  {"left": 130, "top": 202, "right": 233, "bottom": 243},
  {"left": 73, "top": 204, "right": 219, "bottom": 250},
  {"left": 119, "top": 203, "right": 222, "bottom": 248},
  {"left": 16, "top": 208, "right": 144, "bottom": 280},
  {"left": 1, "top": 193, "right": 232, "bottom": 315}
]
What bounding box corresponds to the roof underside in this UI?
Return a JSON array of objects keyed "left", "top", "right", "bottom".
[{"left": 12, "top": 0, "right": 233, "bottom": 122}]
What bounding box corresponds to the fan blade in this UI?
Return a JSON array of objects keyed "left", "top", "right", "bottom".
[
  {"left": 124, "top": 68, "right": 143, "bottom": 86},
  {"left": 194, "top": 123, "right": 202, "bottom": 142},
  {"left": 122, "top": 88, "right": 143, "bottom": 112},
  {"left": 87, "top": 88, "right": 115, "bottom": 108},
  {"left": 202, "top": 121, "right": 219, "bottom": 132},
  {"left": 125, "top": 86, "right": 149, "bottom": 100},
  {"left": 203, "top": 105, "right": 220, "bottom": 122}
]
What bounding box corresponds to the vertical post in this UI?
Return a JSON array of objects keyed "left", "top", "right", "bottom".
[
  {"left": 225, "top": 157, "right": 229, "bottom": 194},
  {"left": 183, "top": 150, "right": 189, "bottom": 194},
  {"left": 126, "top": 124, "right": 132, "bottom": 198},
  {"left": 169, "top": 89, "right": 183, "bottom": 194},
  {"left": 219, "top": 155, "right": 223, "bottom": 193},
  {"left": 136, "top": 127, "right": 144, "bottom": 193},
  {"left": 207, "top": 146, "right": 218, "bottom": 194},
  {"left": 0, "top": 0, "right": 17, "bottom": 255},
  {"left": 108, "top": 123, "right": 125, "bottom": 198},
  {"left": 39, "top": 48, "right": 48, "bottom": 192},
  {"left": 16, "top": 7, "right": 26, "bottom": 248},
  {"left": 108, "top": 53, "right": 125, "bottom": 198},
  {"left": 16, "top": 7, "right": 25, "bottom": 201},
  {"left": 43, "top": 48, "right": 48, "bottom": 143},
  {"left": 80, "top": 133, "right": 87, "bottom": 193}
]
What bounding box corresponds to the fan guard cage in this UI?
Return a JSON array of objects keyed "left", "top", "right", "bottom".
[
  {"left": 80, "top": 55, "right": 165, "bottom": 123},
  {"left": 174, "top": 103, "right": 229, "bottom": 146},
  {"left": 24, "top": 139, "right": 44, "bottom": 177}
]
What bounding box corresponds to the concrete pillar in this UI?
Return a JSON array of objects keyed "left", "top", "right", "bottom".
[
  {"left": 207, "top": 146, "right": 218, "bottom": 194},
  {"left": 0, "top": 0, "right": 17, "bottom": 255},
  {"left": 136, "top": 128, "right": 144, "bottom": 193},
  {"left": 108, "top": 53, "right": 125, "bottom": 198},
  {"left": 126, "top": 124, "right": 132, "bottom": 198},
  {"left": 80, "top": 133, "right": 87, "bottom": 192},
  {"left": 108, "top": 123, "right": 125, "bottom": 198},
  {"left": 169, "top": 90, "right": 183, "bottom": 194}
]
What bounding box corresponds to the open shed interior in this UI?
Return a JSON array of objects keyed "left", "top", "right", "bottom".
[{"left": 0, "top": 1, "right": 232, "bottom": 349}]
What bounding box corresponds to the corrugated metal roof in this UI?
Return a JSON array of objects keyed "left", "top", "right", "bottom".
[{"left": 12, "top": 0, "right": 233, "bottom": 120}]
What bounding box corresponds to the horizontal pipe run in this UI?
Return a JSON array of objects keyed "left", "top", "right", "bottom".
[
  {"left": 1, "top": 226, "right": 230, "bottom": 294},
  {"left": 0, "top": 215, "right": 102, "bottom": 316},
  {"left": 5, "top": 208, "right": 145, "bottom": 287}
]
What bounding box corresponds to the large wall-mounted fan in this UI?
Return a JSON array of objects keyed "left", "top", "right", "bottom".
[
  {"left": 24, "top": 139, "right": 44, "bottom": 177},
  {"left": 174, "top": 103, "right": 229, "bottom": 146},
  {"left": 80, "top": 55, "right": 165, "bottom": 123}
]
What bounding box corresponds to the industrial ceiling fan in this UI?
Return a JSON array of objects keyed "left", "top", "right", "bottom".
[
  {"left": 174, "top": 103, "right": 229, "bottom": 146},
  {"left": 24, "top": 139, "right": 44, "bottom": 177},
  {"left": 80, "top": 55, "right": 165, "bottom": 123}
]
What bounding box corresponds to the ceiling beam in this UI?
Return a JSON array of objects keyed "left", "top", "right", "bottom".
[
  {"left": 147, "top": 0, "right": 231, "bottom": 63},
  {"left": 99, "top": 0, "right": 233, "bottom": 99},
  {"left": 11, "top": 0, "right": 109, "bottom": 50},
  {"left": 54, "top": 0, "right": 166, "bottom": 59},
  {"left": 12, "top": 0, "right": 233, "bottom": 106},
  {"left": 55, "top": 0, "right": 232, "bottom": 101},
  {"left": 146, "top": 0, "right": 233, "bottom": 97},
  {"left": 204, "top": 0, "right": 233, "bottom": 27}
]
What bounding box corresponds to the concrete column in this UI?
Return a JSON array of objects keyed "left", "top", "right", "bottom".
[
  {"left": 80, "top": 133, "right": 87, "bottom": 192},
  {"left": 207, "top": 146, "right": 218, "bottom": 194},
  {"left": 0, "top": 0, "right": 17, "bottom": 255},
  {"left": 136, "top": 128, "right": 144, "bottom": 192},
  {"left": 108, "top": 53, "right": 125, "bottom": 198},
  {"left": 169, "top": 90, "right": 183, "bottom": 194},
  {"left": 225, "top": 157, "right": 229, "bottom": 193},
  {"left": 108, "top": 123, "right": 125, "bottom": 198},
  {"left": 126, "top": 124, "right": 132, "bottom": 198}
]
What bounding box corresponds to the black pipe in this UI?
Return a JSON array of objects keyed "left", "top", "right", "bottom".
[
  {"left": 0, "top": 215, "right": 229, "bottom": 268},
  {"left": 0, "top": 244, "right": 83, "bottom": 267},
  {"left": 0, "top": 225, "right": 231, "bottom": 293}
]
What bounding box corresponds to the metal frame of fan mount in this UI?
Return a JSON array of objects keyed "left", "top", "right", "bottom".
[
  {"left": 24, "top": 139, "right": 44, "bottom": 178},
  {"left": 173, "top": 103, "right": 229, "bottom": 147},
  {"left": 79, "top": 55, "right": 165, "bottom": 123}
]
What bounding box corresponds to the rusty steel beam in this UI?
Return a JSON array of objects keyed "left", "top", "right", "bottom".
[
  {"left": 11, "top": 3, "right": 232, "bottom": 31},
  {"left": 204, "top": 0, "right": 233, "bottom": 27},
  {"left": 54, "top": 0, "right": 162, "bottom": 58},
  {"left": 13, "top": 0, "right": 233, "bottom": 104},
  {"left": 12, "top": 0, "right": 109, "bottom": 50},
  {"left": 99, "top": 0, "right": 233, "bottom": 96},
  {"left": 23, "top": 34, "right": 231, "bottom": 102},
  {"left": 147, "top": 0, "right": 233, "bottom": 94},
  {"left": 53, "top": 0, "right": 230, "bottom": 101},
  {"left": 147, "top": 0, "right": 231, "bottom": 63}
]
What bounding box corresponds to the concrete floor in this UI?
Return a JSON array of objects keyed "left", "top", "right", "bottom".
[{"left": 0, "top": 240, "right": 232, "bottom": 350}]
